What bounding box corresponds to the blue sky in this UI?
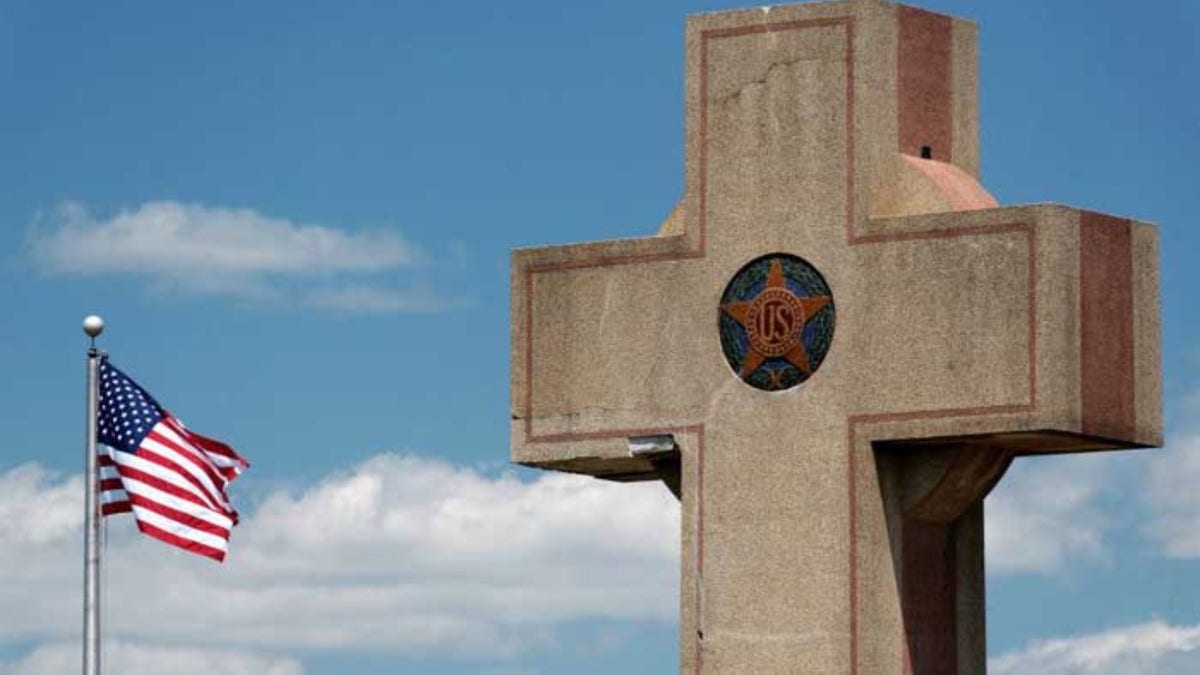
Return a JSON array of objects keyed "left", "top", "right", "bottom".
[{"left": 0, "top": 0, "right": 1197, "bottom": 673}]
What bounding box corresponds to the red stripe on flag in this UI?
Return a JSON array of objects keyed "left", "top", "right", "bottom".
[
  {"left": 99, "top": 478, "right": 124, "bottom": 492},
  {"left": 147, "top": 428, "right": 231, "bottom": 496},
  {"left": 126, "top": 494, "right": 231, "bottom": 541},
  {"left": 131, "top": 444, "right": 226, "bottom": 514},
  {"left": 114, "top": 464, "right": 215, "bottom": 513},
  {"left": 101, "top": 502, "right": 132, "bottom": 516},
  {"left": 133, "top": 519, "right": 226, "bottom": 563},
  {"left": 165, "top": 415, "right": 247, "bottom": 466},
  {"left": 152, "top": 434, "right": 239, "bottom": 522},
  {"left": 161, "top": 417, "right": 248, "bottom": 483}
]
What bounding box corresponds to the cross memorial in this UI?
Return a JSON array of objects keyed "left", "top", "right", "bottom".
[{"left": 510, "top": 2, "right": 1161, "bottom": 673}]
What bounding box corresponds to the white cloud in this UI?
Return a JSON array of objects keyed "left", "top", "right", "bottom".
[
  {"left": 1144, "top": 432, "right": 1200, "bottom": 558},
  {"left": 27, "top": 201, "right": 443, "bottom": 312},
  {"left": 0, "top": 641, "right": 302, "bottom": 675},
  {"left": 33, "top": 201, "right": 417, "bottom": 277},
  {"left": 0, "top": 454, "right": 680, "bottom": 659},
  {"left": 985, "top": 453, "right": 1117, "bottom": 574},
  {"left": 306, "top": 284, "right": 453, "bottom": 314},
  {"left": 0, "top": 464, "right": 83, "bottom": 547},
  {"left": 990, "top": 620, "right": 1200, "bottom": 675}
]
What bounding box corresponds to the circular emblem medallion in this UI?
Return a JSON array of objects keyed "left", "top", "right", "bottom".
[{"left": 718, "top": 253, "right": 835, "bottom": 391}]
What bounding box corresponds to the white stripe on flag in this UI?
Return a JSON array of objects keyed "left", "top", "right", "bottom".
[{"left": 99, "top": 489, "right": 129, "bottom": 505}]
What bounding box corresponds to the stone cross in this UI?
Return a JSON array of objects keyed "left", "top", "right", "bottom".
[{"left": 509, "top": 2, "right": 1161, "bottom": 673}]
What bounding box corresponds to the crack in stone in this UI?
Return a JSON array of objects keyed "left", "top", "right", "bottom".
[
  {"left": 524, "top": 406, "right": 690, "bottom": 424},
  {"left": 716, "top": 57, "right": 808, "bottom": 105}
]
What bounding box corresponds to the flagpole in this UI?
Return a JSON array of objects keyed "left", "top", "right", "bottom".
[{"left": 82, "top": 315, "right": 104, "bottom": 675}]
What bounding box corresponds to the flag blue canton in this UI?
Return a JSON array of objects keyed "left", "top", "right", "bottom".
[{"left": 97, "top": 359, "right": 164, "bottom": 454}]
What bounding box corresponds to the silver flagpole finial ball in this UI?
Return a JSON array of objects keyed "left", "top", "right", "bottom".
[{"left": 82, "top": 315, "right": 105, "bottom": 338}]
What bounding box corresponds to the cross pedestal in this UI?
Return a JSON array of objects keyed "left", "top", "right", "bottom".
[{"left": 510, "top": 2, "right": 1161, "bottom": 673}]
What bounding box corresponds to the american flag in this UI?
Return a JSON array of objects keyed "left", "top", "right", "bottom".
[{"left": 97, "top": 358, "right": 249, "bottom": 562}]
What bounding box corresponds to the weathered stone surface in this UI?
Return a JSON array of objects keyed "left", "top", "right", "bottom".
[{"left": 510, "top": 2, "right": 1160, "bottom": 673}]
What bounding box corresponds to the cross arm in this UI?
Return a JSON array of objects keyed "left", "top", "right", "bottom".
[
  {"left": 853, "top": 202, "right": 1160, "bottom": 455},
  {"left": 510, "top": 226, "right": 708, "bottom": 479}
]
